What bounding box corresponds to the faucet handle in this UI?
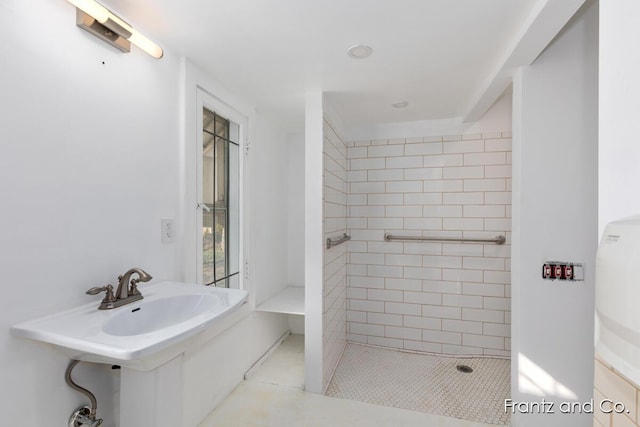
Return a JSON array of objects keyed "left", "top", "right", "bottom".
[
  {"left": 129, "top": 279, "right": 141, "bottom": 296},
  {"left": 86, "top": 285, "right": 111, "bottom": 295},
  {"left": 86, "top": 285, "right": 116, "bottom": 303}
]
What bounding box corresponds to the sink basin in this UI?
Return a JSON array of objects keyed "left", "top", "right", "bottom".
[
  {"left": 11, "top": 281, "right": 248, "bottom": 370},
  {"left": 103, "top": 294, "right": 219, "bottom": 336}
]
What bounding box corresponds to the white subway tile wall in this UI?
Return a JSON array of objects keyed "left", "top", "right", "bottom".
[
  {"left": 323, "top": 119, "right": 348, "bottom": 385},
  {"left": 346, "top": 133, "right": 512, "bottom": 357}
]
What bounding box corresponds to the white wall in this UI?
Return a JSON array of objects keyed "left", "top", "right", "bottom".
[
  {"left": 287, "top": 132, "right": 305, "bottom": 288},
  {"left": 304, "top": 91, "right": 325, "bottom": 393},
  {"left": 511, "top": 2, "right": 598, "bottom": 426},
  {"left": 253, "top": 113, "right": 289, "bottom": 305},
  {"left": 0, "top": 1, "right": 289, "bottom": 425},
  {"left": 0, "top": 1, "right": 180, "bottom": 425},
  {"left": 599, "top": 0, "right": 640, "bottom": 236}
]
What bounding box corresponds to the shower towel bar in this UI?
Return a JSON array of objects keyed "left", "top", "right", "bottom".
[
  {"left": 384, "top": 233, "right": 506, "bottom": 245},
  {"left": 326, "top": 233, "right": 351, "bottom": 249}
]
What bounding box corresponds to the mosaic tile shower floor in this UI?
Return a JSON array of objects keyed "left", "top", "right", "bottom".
[{"left": 326, "top": 343, "right": 511, "bottom": 425}]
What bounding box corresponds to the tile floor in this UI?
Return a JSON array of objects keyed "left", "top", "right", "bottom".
[
  {"left": 200, "top": 335, "right": 506, "bottom": 427},
  {"left": 326, "top": 343, "right": 511, "bottom": 425}
]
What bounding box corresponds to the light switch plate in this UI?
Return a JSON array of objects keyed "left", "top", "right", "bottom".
[{"left": 161, "top": 218, "right": 175, "bottom": 243}]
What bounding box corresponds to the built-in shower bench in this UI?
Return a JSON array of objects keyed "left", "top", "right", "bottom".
[{"left": 256, "top": 286, "right": 305, "bottom": 315}]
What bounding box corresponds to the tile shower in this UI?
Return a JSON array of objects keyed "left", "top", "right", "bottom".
[
  {"left": 320, "top": 124, "right": 513, "bottom": 422},
  {"left": 343, "top": 132, "right": 512, "bottom": 357}
]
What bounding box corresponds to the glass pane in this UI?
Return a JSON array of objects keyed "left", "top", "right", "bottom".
[
  {"left": 202, "top": 209, "right": 214, "bottom": 284},
  {"left": 214, "top": 115, "right": 228, "bottom": 137},
  {"left": 214, "top": 137, "right": 227, "bottom": 204},
  {"left": 204, "top": 110, "right": 228, "bottom": 137},
  {"left": 203, "top": 109, "right": 216, "bottom": 134},
  {"left": 203, "top": 132, "right": 215, "bottom": 205},
  {"left": 214, "top": 209, "right": 227, "bottom": 282}
]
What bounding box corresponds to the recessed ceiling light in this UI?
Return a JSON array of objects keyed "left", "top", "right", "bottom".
[
  {"left": 392, "top": 101, "right": 409, "bottom": 108},
  {"left": 347, "top": 45, "right": 373, "bottom": 59}
]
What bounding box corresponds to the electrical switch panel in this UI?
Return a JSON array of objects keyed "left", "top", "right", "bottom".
[
  {"left": 542, "top": 261, "right": 584, "bottom": 282},
  {"left": 161, "top": 218, "right": 175, "bottom": 244}
]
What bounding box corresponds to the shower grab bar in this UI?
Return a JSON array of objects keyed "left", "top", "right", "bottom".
[
  {"left": 326, "top": 233, "right": 351, "bottom": 249},
  {"left": 384, "top": 233, "right": 506, "bottom": 245}
]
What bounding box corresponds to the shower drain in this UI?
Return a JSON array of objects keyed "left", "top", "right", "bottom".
[{"left": 456, "top": 364, "right": 473, "bottom": 373}]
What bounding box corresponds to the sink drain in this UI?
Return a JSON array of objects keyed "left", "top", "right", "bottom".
[{"left": 456, "top": 364, "right": 473, "bottom": 373}]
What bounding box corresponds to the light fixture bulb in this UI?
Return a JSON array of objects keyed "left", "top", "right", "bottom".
[
  {"left": 68, "top": 0, "right": 110, "bottom": 23},
  {"left": 129, "top": 32, "right": 164, "bottom": 59}
]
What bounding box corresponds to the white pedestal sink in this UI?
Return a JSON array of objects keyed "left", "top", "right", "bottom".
[{"left": 11, "top": 281, "right": 248, "bottom": 426}]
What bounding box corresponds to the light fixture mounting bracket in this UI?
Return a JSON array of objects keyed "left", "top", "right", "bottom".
[{"left": 75, "top": 9, "right": 130, "bottom": 53}]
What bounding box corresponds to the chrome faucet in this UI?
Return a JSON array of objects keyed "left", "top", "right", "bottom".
[
  {"left": 116, "top": 268, "right": 152, "bottom": 299},
  {"left": 86, "top": 268, "right": 152, "bottom": 310}
]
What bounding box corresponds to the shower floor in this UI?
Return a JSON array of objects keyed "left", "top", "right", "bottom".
[{"left": 326, "top": 343, "right": 511, "bottom": 425}]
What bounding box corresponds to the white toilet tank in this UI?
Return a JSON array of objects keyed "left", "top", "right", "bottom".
[{"left": 595, "top": 215, "right": 640, "bottom": 386}]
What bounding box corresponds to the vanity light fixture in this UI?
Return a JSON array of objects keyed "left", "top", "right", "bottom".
[{"left": 68, "top": 0, "right": 163, "bottom": 59}]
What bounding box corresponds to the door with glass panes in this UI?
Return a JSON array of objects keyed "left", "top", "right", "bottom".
[{"left": 199, "top": 108, "right": 240, "bottom": 287}]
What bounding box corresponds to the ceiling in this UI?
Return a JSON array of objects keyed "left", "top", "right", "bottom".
[{"left": 104, "top": 0, "right": 580, "bottom": 132}]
